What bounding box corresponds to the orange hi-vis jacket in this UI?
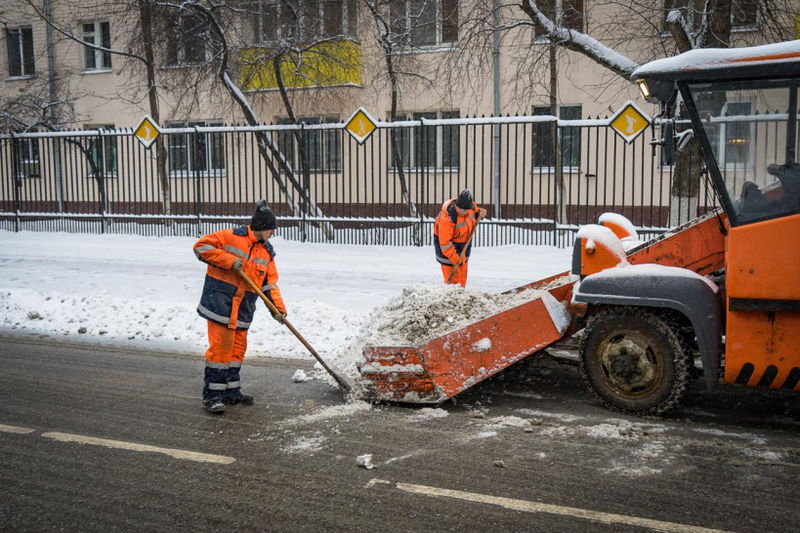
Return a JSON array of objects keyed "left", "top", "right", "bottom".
[
  {"left": 193, "top": 225, "right": 285, "bottom": 330},
  {"left": 433, "top": 198, "right": 480, "bottom": 266}
]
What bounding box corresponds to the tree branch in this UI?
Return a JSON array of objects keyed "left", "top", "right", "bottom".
[{"left": 521, "top": 0, "right": 639, "bottom": 79}]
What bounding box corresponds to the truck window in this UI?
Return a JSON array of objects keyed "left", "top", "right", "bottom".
[{"left": 688, "top": 81, "right": 800, "bottom": 224}]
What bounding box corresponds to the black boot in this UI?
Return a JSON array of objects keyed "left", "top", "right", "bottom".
[
  {"left": 223, "top": 392, "right": 254, "bottom": 406},
  {"left": 204, "top": 399, "right": 226, "bottom": 414}
]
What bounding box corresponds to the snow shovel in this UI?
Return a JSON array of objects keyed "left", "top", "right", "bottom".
[
  {"left": 236, "top": 269, "right": 354, "bottom": 395},
  {"left": 446, "top": 217, "right": 480, "bottom": 283}
]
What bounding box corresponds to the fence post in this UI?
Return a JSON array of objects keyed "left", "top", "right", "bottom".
[
  {"left": 95, "top": 131, "right": 108, "bottom": 234},
  {"left": 300, "top": 122, "right": 308, "bottom": 242},
  {"left": 194, "top": 132, "right": 201, "bottom": 235},
  {"left": 419, "top": 117, "right": 426, "bottom": 246},
  {"left": 10, "top": 134, "right": 21, "bottom": 232}
]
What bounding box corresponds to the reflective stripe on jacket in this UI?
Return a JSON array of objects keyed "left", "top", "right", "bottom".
[
  {"left": 433, "top": 199, "right": 479, "bottom": 266},
  {"left": 193, "top": 225, "right": 286, "bottom": 330}
]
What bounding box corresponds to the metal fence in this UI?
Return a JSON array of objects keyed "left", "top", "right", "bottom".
[{"left": 2, "top": 112, "right": 768, "bottom": 247}]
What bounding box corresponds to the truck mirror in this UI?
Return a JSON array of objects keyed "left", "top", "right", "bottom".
[
  {"left": 662, "top": 120, "right": 674, "bottom": 166},
  {"left": 676, "top": 129, "right": 694, "bottom": 152}
]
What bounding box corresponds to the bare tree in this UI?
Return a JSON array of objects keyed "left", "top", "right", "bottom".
[
  {"left": 363, "top": 0, "right": 429, "bottom": 223},
  {"left": 16, "top": 0, "right": 176, "bottom": 215},
  {"left": 156, "top": 0, "right": 351, "bottom": 238}
]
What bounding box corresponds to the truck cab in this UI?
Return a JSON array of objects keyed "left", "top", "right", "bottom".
[{"left": 573, "top": 41, "right": 800, "bottom": 415}]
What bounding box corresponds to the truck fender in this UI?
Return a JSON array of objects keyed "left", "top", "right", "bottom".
[{"left": 572, "top": 265, "right": 722, "bottom": 390}]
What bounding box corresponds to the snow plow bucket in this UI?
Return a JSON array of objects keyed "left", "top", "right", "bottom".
[{"left": 358, "top": 278, "right": 575, "bottom": 403}]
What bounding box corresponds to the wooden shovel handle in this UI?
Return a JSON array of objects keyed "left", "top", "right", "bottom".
[{"left": 235, "top": 269, "right": 353, "bottom": 393}]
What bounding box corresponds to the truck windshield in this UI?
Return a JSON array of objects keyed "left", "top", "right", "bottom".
[{"left": 686, "top": 80, "right": 800, "bottom": 224}]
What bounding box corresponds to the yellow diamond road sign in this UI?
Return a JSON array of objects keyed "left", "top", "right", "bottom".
[
  {"left": 609, "top": 101, "right": 651, "bottom": 144},
  {"left": 345, "top": 107, "right": 377, "bottom": 144},
  {"left": 134, "top": 115, "right": 160, "bottom": 149}
]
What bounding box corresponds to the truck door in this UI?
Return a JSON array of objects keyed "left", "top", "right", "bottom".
[{"left": 726, "top": 211, "right": 800, "bottom": 390}]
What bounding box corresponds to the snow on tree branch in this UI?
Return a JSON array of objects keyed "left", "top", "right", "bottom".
[{"left": 521, "top": 0, "right": 639, "bottom": 79}]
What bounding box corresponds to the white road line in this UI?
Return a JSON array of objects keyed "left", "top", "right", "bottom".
[
  {"left": 0, "top": 424, "right": 36, "bottom": 434},
  {"left": 367, "top": 479, "right": 731, "bottom": 533},
  {"left": 41, "top": 432, "right": 235, "bottom": 464}
]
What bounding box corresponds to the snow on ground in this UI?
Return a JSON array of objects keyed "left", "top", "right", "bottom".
[{"left": 0, "top": 230, "right": 570, "bottom": 383}]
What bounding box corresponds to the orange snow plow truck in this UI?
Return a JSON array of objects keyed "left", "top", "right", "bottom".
[{"left": 358, "top": 40, "right": 800, "bottom": 415}]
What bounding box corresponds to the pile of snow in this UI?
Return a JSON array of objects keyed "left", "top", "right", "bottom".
[
  {"left": 353, "top": 284, "right": 542, "bottom": 347},
  {"left": 326, "top": 284, "right": 546, "bottom": 384}
]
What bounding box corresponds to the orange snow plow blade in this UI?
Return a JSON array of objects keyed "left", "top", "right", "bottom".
[{"left": 358, "top": 279, "right": 575, "bottom": 403}]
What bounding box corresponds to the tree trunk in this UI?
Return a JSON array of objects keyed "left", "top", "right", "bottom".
[
  {"left": 549, "top": 45, "right": 565, "bottom": 226},
  {"left": 667, "top": 0, "right": 732, "bottom": 224},
  {"left": 139, "top": 0, "right": 170, "bottom": 218}
]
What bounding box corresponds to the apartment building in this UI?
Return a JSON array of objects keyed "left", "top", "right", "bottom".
[
  {"left": 1, "top": 1, "right": 796, "bottom": 241},
  {"left": 4, "top": 1, "right": 785, "bottom": 127}
]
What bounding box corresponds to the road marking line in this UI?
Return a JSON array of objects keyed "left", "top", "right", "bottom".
[
  {"left": 367, "top": 479, "right": 731, "bottom": 533},
  {"left": 0, "top": 424, "right": 36, "bottom": 434},
  {"left": 41, "top": 432, "right": 235, "bottom": 464}
]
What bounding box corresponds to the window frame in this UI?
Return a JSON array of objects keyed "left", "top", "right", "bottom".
[
  {"left": 390, "top": 0, "right": 459, "bottom": 49},
  {"left": 85, "top": 125, "right": 118, "bottom": 178},
  {"left": 662, "top": 1, "right": 759, "bottom": 33},
  {"left": 533, "top": 0, "right": 584, "bottom": 41},
  {"left": 82, "top": 21, "right": 112, "bottom": 72},
  {"left": 166, "top": 121, "right": 227, "bottom": 178},
  {"left": 6, "top": 27, "right": 35, "bottom": 78},
  {"left": 531, "top": 104, "right": 582, "bottom": 172},
  {"left": 390, "top": 110, "right": 460, "bottom": 172},
  {"left": 13, "top": 136, "right": 41, "bottom": 179},
  {"left": 248, "top": 0, "right": 358, "bottom": 44},
  {"left": 277, "top": 116, "right": 343, "bottom": 172},
  {"left": 714, "top": 100, "right": 756, "bottom": 173},
  {"left": 165, "top": 15, "right": 207, "bottom": 67}
]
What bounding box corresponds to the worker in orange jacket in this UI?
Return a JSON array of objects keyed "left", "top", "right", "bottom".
[
  {"left": 193, "top": 200, "right": 286, "bottom": 414},
  {"left": 433, "top": 189, "right": 487, "bottom": 287}
]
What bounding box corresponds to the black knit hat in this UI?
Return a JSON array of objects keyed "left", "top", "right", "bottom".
[
  {"left": 456, "top": 189, "right": 474, "bottom": 210},
  {"left": 250, "top": 200, "right": 277, "bottom": 230}
]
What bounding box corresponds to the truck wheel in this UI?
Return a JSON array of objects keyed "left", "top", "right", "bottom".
[{"left": 579, "top": 308, "right": 691, "bottom": 416}]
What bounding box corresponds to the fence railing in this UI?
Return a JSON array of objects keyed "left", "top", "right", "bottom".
[{"left": 1, "top": 112, "right": 770, "bottom": 246}]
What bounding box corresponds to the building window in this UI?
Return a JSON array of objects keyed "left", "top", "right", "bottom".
[
  {"left": 663, "top": 1, "right": 757, "bottom": 31},
  {"left": 706, "top": 101, "right": 754, "bottom": 171},
  {"left": 731, "top": 0, "right": 757, "bottom": 28},
  {"left": 391, "top": 111, "right": 460, "bottom": 170},
  {"left": 167, "top": 121, "right": 226, "bottom": 176},
  {"left": 248, "top": 0, "right": 358, "bottom": 43},
  {"left": 534, "top": 0, "right": 584, "bottom": 38},
  {"left": 82, "top": 21, "right": 112, "bottom": 71},
  {"left": 86, "top": 125, "right": 118, "bottom": 177},
  {"left": 277, "top": 117, "right": 342, "bottom": 172},
  {"left": 6, "top": 27, "right": 35, "bottom": 77},
  {"left": 14, "top": 137, "right": 40, "bottom": 178},
  {"left": 389, "top": 0, "right": 458, "bottom": 48},
  {"left": 165, "top": 15, "right": 206, "bottom": 66},
  {"left": 532, "top": 105, "right": 582, "bottom": 170}
]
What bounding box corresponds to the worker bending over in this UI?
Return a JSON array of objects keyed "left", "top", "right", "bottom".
[
  {"left": 433, "top": 189, "right": 487, "bottom": 287},
  {"left": 193, "top": 200, "right": 286, "bottom": 414}
]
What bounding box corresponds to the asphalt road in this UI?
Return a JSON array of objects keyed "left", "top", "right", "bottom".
[{"left": 1, "top": 335, "right": 798, "bottom": 532}]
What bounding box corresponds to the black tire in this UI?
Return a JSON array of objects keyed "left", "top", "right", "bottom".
[{"left": 579, "top": 308, "right": 691, "bottom": 416}]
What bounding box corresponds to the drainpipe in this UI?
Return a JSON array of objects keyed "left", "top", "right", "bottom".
[
  {"left": 44, "top": 0, "right": 64, "bottom": 213},
  {"left": 491, "top": 0, "right": 501, "bottom": 219}
]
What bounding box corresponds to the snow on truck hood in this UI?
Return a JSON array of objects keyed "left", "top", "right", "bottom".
[{"left": 632, "top": 40, "right": 800, "bottom": 79}]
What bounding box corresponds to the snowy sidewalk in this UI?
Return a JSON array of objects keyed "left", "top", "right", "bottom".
[{"left": 0, "top": 230, "right": 570, "bottom": 371}]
